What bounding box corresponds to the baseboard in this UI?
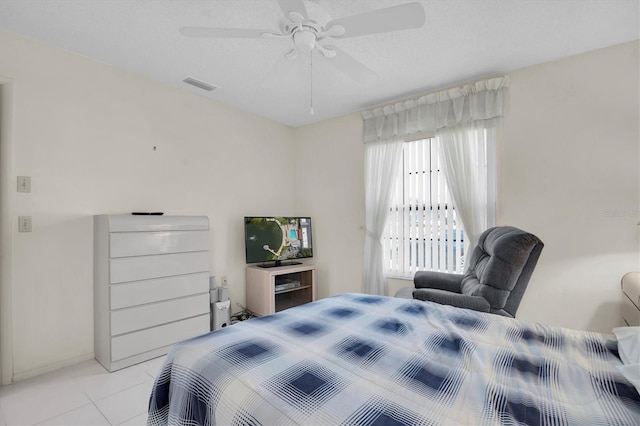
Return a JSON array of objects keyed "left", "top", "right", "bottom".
[{"left": 10, "top": 352, "right": 95, "bottom": 384}]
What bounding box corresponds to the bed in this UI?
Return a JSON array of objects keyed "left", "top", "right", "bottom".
[{"left": 147, "top": 293, "right": 640, "bottom": 425}]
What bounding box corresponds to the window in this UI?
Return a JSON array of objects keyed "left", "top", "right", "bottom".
[{"left": 383, "top": 137, "right": 465, "bottom": 277}]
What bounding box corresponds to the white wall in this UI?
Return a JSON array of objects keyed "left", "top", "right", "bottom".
[
  {"left": 296, "top": 40, "right": 640, "bottom": 334},
  {"left": 0, "top": 29, "right": 297, "bottom": 381},
  {"left": 500, "top": 40, "right": 640, "bottom": 332},
  {"left": 1, "top": 26, "right": 637, "bottom": 383},
  {"left": 293, "top": 113, "right": 365, "bottom": 298}
]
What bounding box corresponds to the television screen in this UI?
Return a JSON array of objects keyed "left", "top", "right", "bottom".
[{"left": 244, "top": 217, "right": 313, "bottom": 266}]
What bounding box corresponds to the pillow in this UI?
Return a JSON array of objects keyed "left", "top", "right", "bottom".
[
  {"left": 613, "top": 326, "right": 640, "bottom": 394},
  {"left": 613, "top": 326, "right": 640, "bottom": 365}
]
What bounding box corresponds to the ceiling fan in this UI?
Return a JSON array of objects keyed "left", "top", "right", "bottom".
[{"left": 180, "top": 0, "right": 425, "bottom": 112}]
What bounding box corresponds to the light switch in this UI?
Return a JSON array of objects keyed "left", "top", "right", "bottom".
[
  {"left": 17, "top": 176, "right": 31, "bottom": 193},
  {"left": 18, "top": 216, "right": 32, "bottom": 232}
]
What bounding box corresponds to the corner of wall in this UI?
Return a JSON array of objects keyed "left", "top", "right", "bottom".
[{"left": 0, "top": 77, "right": 15, "bottom": 385}]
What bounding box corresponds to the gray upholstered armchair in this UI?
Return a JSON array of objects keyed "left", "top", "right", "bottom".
[{"left": 395, "top": 226, "right": 544, "bottom": 318}]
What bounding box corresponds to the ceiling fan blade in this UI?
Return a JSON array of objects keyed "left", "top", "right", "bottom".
[
  {"left": 180, "top": 27, "right": 275, "bottom": 38},
  {"left": 261, "top": 50, "right": 298, "bottom": 87},
  {"left": 326, "top": 2, "right": 425, "bottom": 39},
  {"left": 322, "top": 45, "right": 377, "bottom": 82},
  {"left": 277, "top": 0, "right": 308, "bottom": 21}
]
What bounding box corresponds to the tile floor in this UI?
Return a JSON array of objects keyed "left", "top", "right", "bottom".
[{"left": 0, "top": 356, "right": 166, "bottom": 425}]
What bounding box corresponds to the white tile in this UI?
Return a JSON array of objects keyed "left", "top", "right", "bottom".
[
  {"left": 0, "top": 360, "right": 157, "bottom": 426},
  {"left": 94, "top": 380, "right": 153, "bottom": 425},
  {"left": 118, "top": 412, "right": 148, "bottom": 426},
  {"left": 21, "top": 360, "right": 107, "bottom": 390},
  {"left": 0, "top": 379, "right": 91, "bottom": 426},
  {"left": 78, "top": 364, "right": 153, "bottom": 402},
  {"left": 137, "top": 355, "right": 167, "bottom": 379},
  {"left": 37, "top": 403, "right": 110, "bottom": 426},
  {"left": 52, "top": 359, "right": 110, "bottom": 382}
]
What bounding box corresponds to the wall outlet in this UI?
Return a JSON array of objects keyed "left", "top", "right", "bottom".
[
  {"left": 18, "top": 216, "right": 32, "bottom": 232},
  {"left": 221, "top": 276, "right": 228, "bottom": 287}
]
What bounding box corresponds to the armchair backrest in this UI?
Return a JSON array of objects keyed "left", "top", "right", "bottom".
[{"left": 461, "top": 226, "right": 544, "bottom": 317}]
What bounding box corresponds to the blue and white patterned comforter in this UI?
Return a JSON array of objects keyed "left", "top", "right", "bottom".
[{"left": 147, "top": 293, "right": 640, "bottom": 425}]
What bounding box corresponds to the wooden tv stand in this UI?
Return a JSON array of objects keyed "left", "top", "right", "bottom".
[{"left": 246, "top": 263, "right": 316, "bottom": 316}]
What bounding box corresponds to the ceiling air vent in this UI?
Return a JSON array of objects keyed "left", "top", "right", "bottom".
[{"left": 182, "top": 77, "right": 217, "bottom": 92}]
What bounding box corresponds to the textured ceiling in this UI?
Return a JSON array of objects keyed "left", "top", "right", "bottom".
[{"left": 0, "top": 0, "right": 638, "bottom": 127}]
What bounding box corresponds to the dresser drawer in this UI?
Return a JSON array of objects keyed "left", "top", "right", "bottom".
[
  {"left": 111, "top": 293, "right": 210, "bottom": 336},
  {"left": 109, "top": 251, "right": 209, "bottom": 284},
  {"left": 109, "top": 230, "right": 209, "bottom": 258},
  {"left": 110, "top": 272, "right": 209, "bottom": 310},
  {"left": 111, "top": 315, "right": 209, "bottom": 362},
  {"left": 107, "top": 215, "right": 209, "bottom": 232}
]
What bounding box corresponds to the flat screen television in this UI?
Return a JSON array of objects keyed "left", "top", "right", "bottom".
[{"left": 244, "top": 217, "right": 313, "bottom": 268}]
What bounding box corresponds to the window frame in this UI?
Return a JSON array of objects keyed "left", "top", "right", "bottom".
[{"left": 383, "top": 130, "right": 496, "bottom": 279}]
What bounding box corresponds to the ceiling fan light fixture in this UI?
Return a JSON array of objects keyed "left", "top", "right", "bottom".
[
  {"left": 293, "top": 30, "right": 316, "bottom": 51},
  {"left": 316, "top": 44, "right": 336, "bottom": 58},
  {"left": 285, "top": 48, "right": 298, "bottom": 59},
  {"left": 288, "top": 11, "right": 305, "bottom": 23}
]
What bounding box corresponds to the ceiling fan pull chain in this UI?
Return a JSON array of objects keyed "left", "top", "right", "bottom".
[{"left": 310, "top": 52, "right": 314, "bottom": 115}]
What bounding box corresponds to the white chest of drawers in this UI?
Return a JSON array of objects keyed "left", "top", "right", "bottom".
[{"left": 94, "top": 215, "right": 211, "bottom": 372}]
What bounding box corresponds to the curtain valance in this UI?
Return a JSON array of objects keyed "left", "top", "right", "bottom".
[{"left": 362, "top": 76, "right": 509, "bottom": 143}]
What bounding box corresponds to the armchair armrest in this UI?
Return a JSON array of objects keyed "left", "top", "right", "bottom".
[
  {"left": 414, "top": 271, "right": 463, "bottom": 293},
  {"left": 413, "top": 288, "right": 491, "bottom": 313}
]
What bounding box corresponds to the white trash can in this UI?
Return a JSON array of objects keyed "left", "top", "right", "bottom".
[{"left": 212, "top": 300, "right": 231, "bottom": 330}]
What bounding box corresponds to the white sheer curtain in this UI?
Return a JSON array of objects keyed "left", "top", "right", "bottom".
[
  {"left": 437, "top": 123, "right": 495, "bottom": 253},
  {"left": 362, "top": 76, "right": 507, "bottom": 278},
  {"left": 362, "top": 136, "right": 403, "bottom": 295}
]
